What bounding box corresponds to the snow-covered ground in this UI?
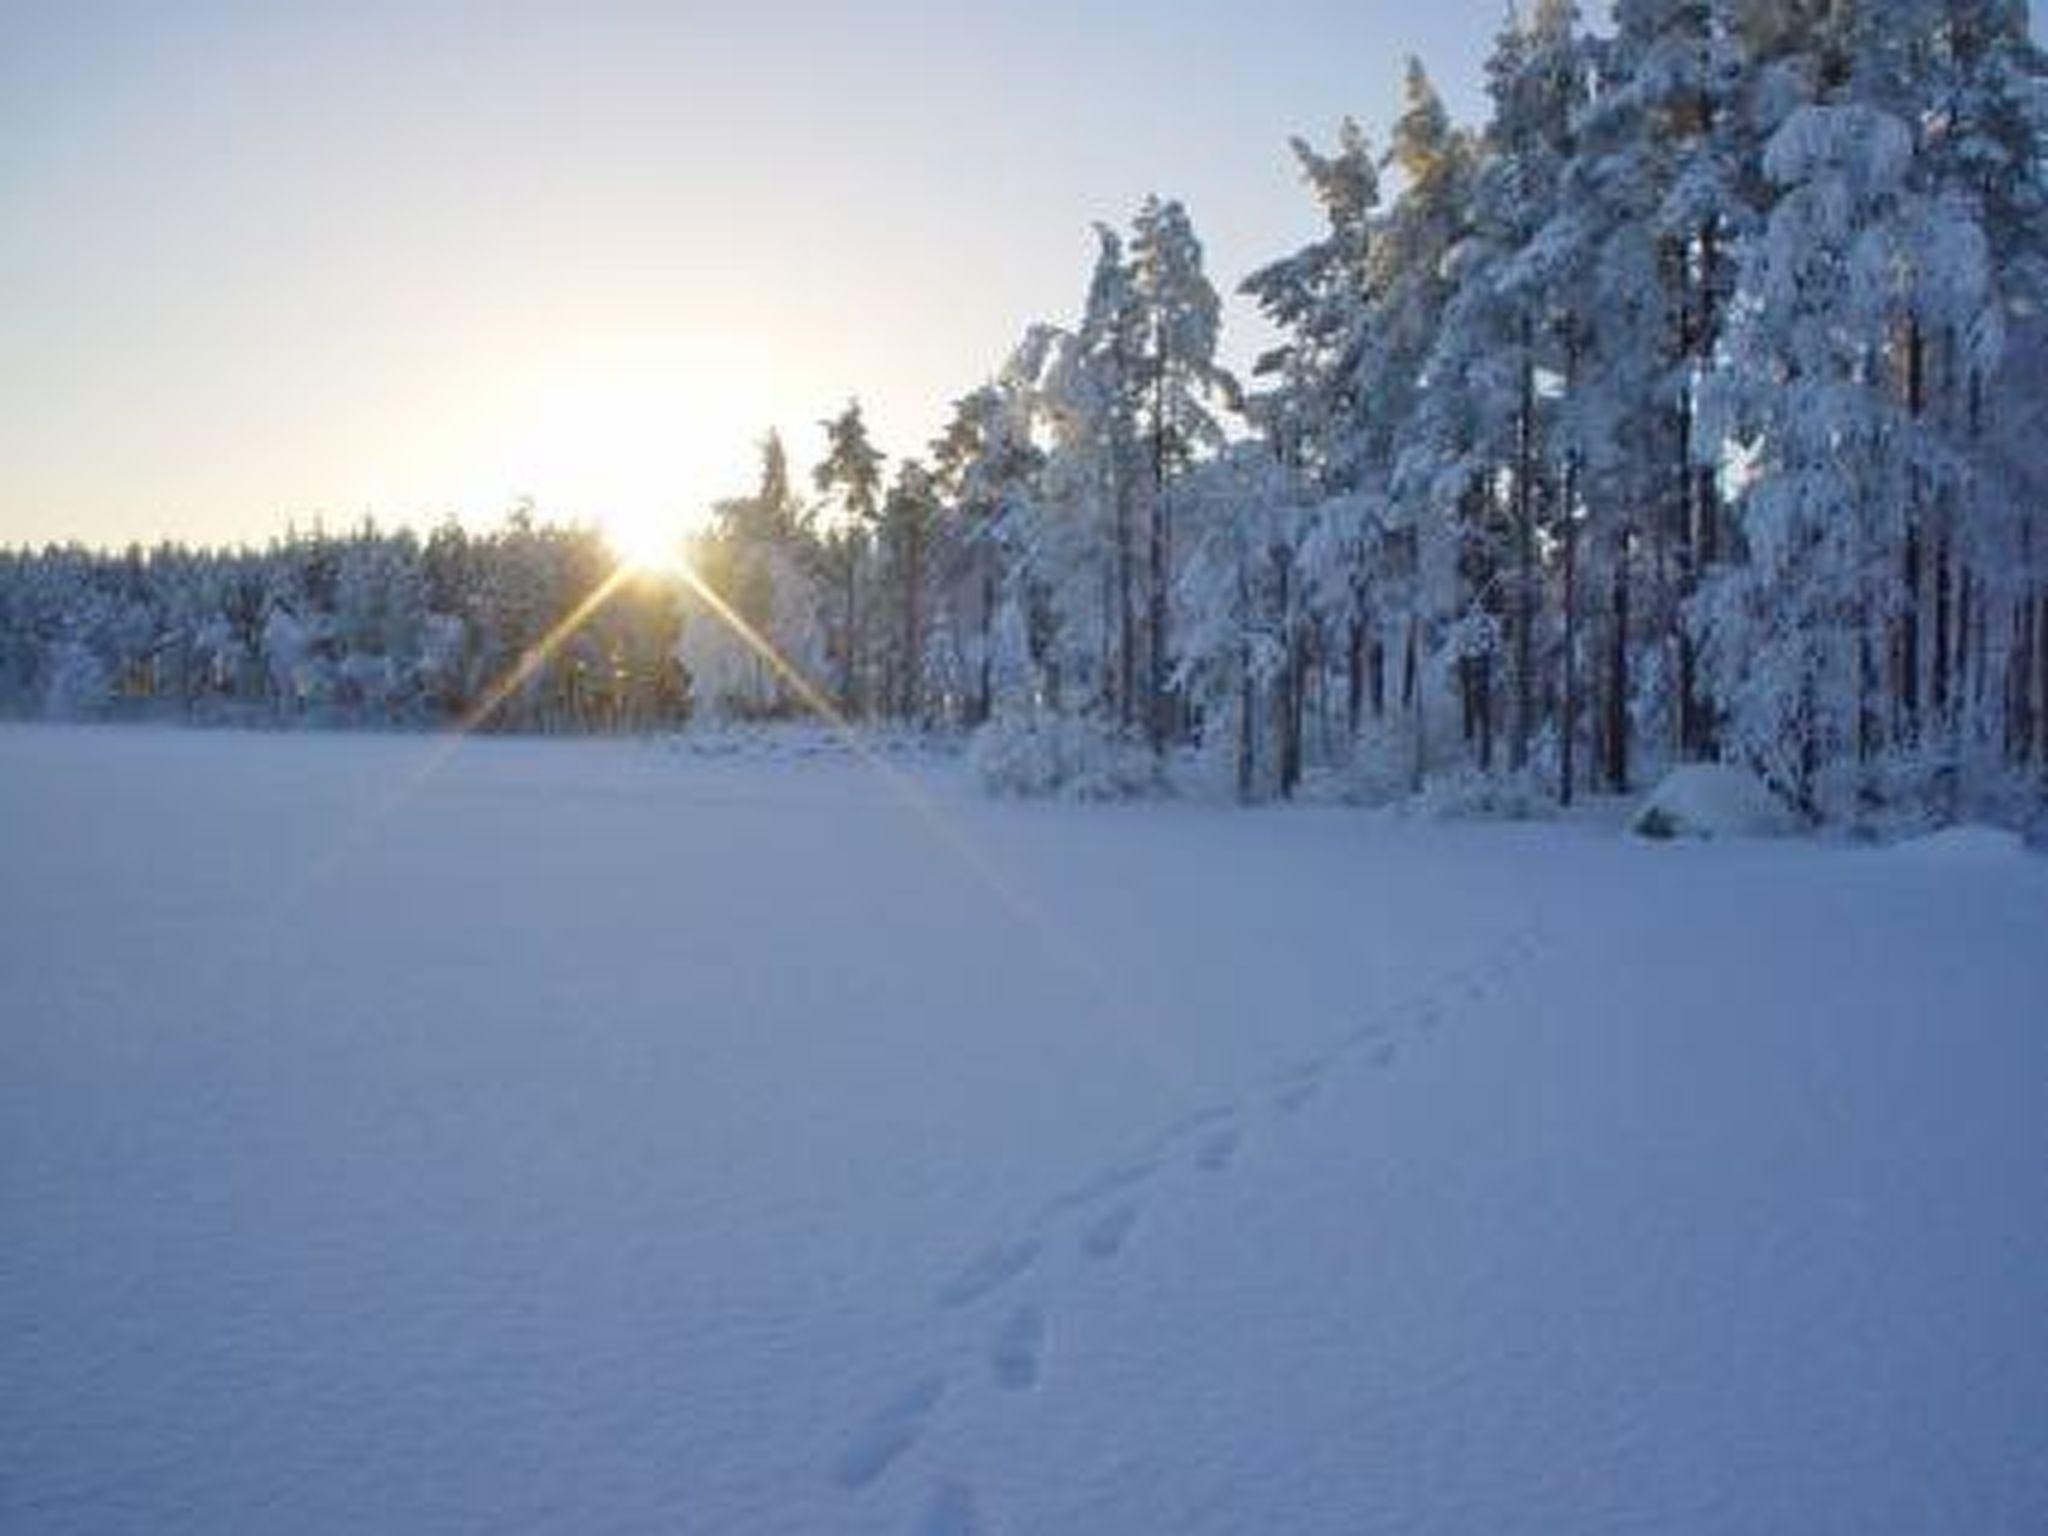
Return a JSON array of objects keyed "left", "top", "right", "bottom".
[{"left": 3, "top": 724, "right": 2044, "bottom": 1535}]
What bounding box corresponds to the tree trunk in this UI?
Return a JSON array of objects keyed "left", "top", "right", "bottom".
[
  {"left": 1933, "top": 525, "right": 1953, "bottom": 735},
  {"left": 1148, "top": 393, "right": 1171, "bottom": 755},
  {"left": 1512, "top": 311, "right": 1537, "bottom": 773},
  {"left": 1346, "top": 611, "right": 1365, "bottom": 741},
  {"left": 1606, "top": 528, "right": 1631, "bottom": 794},
  {"left": 1111, "top": 456, "right": 1134, "bottom": 732},
  {"left": 975, "top": 563, "right": 995, "bottom": 726},
  {"left": 1282, "top": 625, "right": 1306, "bottom": 798},
  {"left": 902, "top": 522, "right": 925, "bottom": 721},
  {"left": 1561, "top": 493, "right": 1578, "bottom": 808},
  {"left": 1900, "top": 318, "right": 1927, "bottom": 744}
]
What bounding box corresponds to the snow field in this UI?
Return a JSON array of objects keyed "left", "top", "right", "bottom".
[{"left": 3, "top": 724, "right": 2045, "bottom": 1534}]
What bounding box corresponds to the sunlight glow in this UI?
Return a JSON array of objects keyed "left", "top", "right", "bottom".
[
  {"left": 504, "top": 362, "right": 723, "bottom": 565},
  {"left": 602, "top": 506, "right": 685, "bottom": 573}
]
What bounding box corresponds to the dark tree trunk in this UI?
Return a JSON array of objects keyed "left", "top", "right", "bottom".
[
  {"left": 1560, "top": 491, "right": 1578, "bottom": 808},
  {"left": 1346, "top": 612, "right": 1366, "bottom": 741},
  {"left": 1148, "top": 471, "right": 1170, "bottom": 755},
  {"left": 975, "top": 564, "right": 995, "bottom": 726},
  {"left": 1606, "top": 528, "right": 1631, "bottom": 794},
  {"left": 1900, "top": 319, "right": 1927, "bottom": 743},
  {"left": 1933, "top": 526, "right": 1953, "bottom": 731},
  {"left": 1115, "top": 463, "right": 1135, "bottom": 732},
  {"left": 1512, "top": 311, "right": 1537, "bottom": 773}
]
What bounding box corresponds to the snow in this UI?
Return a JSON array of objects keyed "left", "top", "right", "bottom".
[
  {"left": 3, "top": 724, "right": 2045, "bottom": 1535},
  {"left": 1631, "top": 762, "right": 1800, "bottom": 840},
  {"left": 1885, "top": 824, "right": 2031, "bottom": 864}
]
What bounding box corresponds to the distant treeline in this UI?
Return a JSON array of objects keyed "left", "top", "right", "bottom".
[{"left": 0, "top": 514, "right": 685, "bottom": 732}]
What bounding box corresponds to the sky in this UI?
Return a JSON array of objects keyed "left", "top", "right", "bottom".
[{"left": 0, "top": 1, "right": 2039, "bottom": 553}]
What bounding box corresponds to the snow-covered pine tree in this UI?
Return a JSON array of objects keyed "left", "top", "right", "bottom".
[
  {"left": 813, "top": 401, "right": 887, "bottom": 716},
  {"left": 1128, "top": 196, "right": 1236, "bottom": 754}
]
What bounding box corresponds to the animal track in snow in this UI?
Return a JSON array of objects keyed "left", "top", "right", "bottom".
[
  {"left": 915, "top": 1480, "right": 981, "bottom": 1535},
  {"left": 1369, "top": 1039, "right": 1399, "bottom": 1069},
  {"left": 1274, "top": 1076, "right": 1321, "bottom": 1114},
  {"left": 991, "top": 1305, "right": 1046, "bottom": 1390},
  {"left": 1041, "top": 1158, "right": 1155, "bottom": 1217},
  {"left": 1081, "top": 1202, "right": 1140, "bottom": 1259},
  {"left": 835, "top": 1377, "right": 945, "bottom": 1490},
  {"left": 1158, "top": 1102, "right": 1237, "bottom": 1146},
  {"left": 1196, "top": 1125, "right": 1242, "bottom": 1171},
  {"left": 935, "top": 1238, "right": 1041, "bottom": 1310}
]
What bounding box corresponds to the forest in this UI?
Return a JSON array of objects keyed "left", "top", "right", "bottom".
[{"left": 4, "top": 0, "right": 2044, "bottom": 826}]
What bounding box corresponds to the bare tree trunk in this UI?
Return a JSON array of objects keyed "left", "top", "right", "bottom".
[
  {"left": 2037, "top": 587, "right": 2048, "bottom": 776},
  {"left": 1606, "top": 528, "right": 1631, "bottom": 794},
  {"left": 1346, "top": 608, "right": 1365, "bottom": 741},
  {"left": 1561, "top": 487, "right": 1578, "bottom": 808},
  {"left": 1148, "top": 373, "right": 1171, "bottom": 755},
  {"left": 1114, "top": 462, "right": 1135, "bottom": 731},
  {"left": 1933, "top": 524, "right": 1953, "bottom": 734},
  {"left": 1403, "top": 612, "right": 1423, "bottom": 793},
  {"left": 902, "top": 521, "right": 925, "bottom": 721},
  {"left": 1900, "top": 318, "right": 1927, "bottom": 744},
  {"left": 975, "top": 562, "right": 995, "bottom": 726},
  {"left": 1282, "top": 626, "right": 1306, "bottom": 798},
  {"left": 1512, "top": 311, "right": 1537, "bottom": 773}
]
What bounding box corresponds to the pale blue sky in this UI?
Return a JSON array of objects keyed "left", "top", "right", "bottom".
[{"left": 1, "top": 2, "right": 2039, "bottom": 551}]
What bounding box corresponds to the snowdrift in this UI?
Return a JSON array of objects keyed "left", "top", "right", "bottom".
[
  {"left": 1630, "top": 763, "right": 1798, "bottom": 840},
  {"left": 968, "top": 714, "right": 1161, "bottom": 800}
]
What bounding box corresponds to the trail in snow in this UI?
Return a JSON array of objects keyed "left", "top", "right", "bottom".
[{"left": 836, "top": 921, "right": 1551, "bottom": 1529}]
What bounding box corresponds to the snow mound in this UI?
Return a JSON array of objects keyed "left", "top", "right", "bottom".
[
  {"left": 1885, "top": 825, "right": 2030, "bottom": 863},
  {"left": 1631, "top": 764, "right": 1797, "bottom": 840},
  {"left": 1416, "top": 767, "right": 1555, "bottom": 822},
  {"left": 969, "top": 715, "right": 1161, "bottom": 800}
]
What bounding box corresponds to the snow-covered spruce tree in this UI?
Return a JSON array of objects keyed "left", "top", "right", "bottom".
[
  {"left": 1694, "top": 0, "right": 2044, "bottom": 824},
  {"left": 1397, "top": 2, "right": 1590, "bottom": 782},
  {"left": 1549, "top": 0, "right": 1754, "bottom": 792},
  {"left": 1241, "top": 121, "right": 1385, "bottom": 788},
  {"left": 1174, "top": 442, "right": 1306, "bottom": 800},
  {"left": 683, "top": 432, "right": 825, "bottom": 720},
  {"left": 1864, "top": 0, "right": 2048, "bottom": 816},
  {"left": 811, "top": 401, "right": 887, "bottom": 717},
  {"left": 874, "top": 459, "right": 938, "bottom": 723},
  {"left": 1128, "top": 196, "right": 1237, "bottom": 755},
  {"left": 1375, "top": 60, "right": 1482, "bottom": 792},
  {"left": 927, "top": 366, "right": 1044, "bottom": 727},
  {"left": 1700, "top": 100, "right": 1965, "bottom": 814}
]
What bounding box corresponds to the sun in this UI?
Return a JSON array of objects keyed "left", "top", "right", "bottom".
[{"left": 602, "top": 503, "right": 684, "bottom": 573}]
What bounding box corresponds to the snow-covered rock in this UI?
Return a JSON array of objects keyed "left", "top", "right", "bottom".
[{"left": 1630, "top": 763, "right": 1797, "bottom": 840}]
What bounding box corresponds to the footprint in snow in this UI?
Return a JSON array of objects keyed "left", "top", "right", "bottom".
[
  {"left": 935, "top": 1238, "right": 1040, "bottom": 1310},
  {"left": 916, "top": 1480, "right": 982, "bottom": 1535},
  {"left": 1349, "top": 1018, "right": 1393, "bottom": 1047},
  {"left": 1041, "top": 1158, "right": 1155, "bottom": 1217},
  {"left": 1196, "top": 1125, "right": 1242, "bottom": 1172},
  {"left": 1159, "top": 1103, "right": 1237, "bottom": 1146},
  {"left": 1081, "top": 1202, "right": 1139, "bottom": 1260},
  {"left": 835, "top": 1377, "right": 945, "bottom": 1490},
  {"left": 991, "top": 1305, "right": 1046, "bottom": 1391},
  {"left": 1274, "top": 1077, "right": 1321, "bottom": 1115},
  {"left": 1369, "top": 1039, "right": 1399, "bottom": 1069},
  {"left": 1412, "top": 1002, "right": 1443, "bottom": 1034}
]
